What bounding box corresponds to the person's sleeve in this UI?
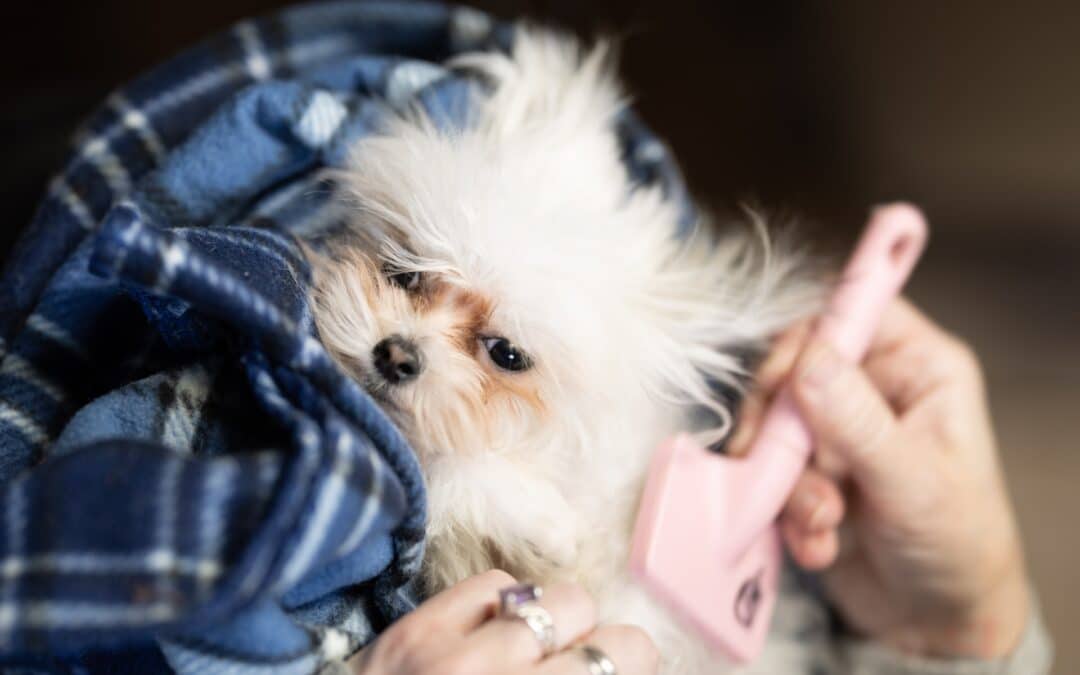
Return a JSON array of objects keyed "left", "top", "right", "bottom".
[{"left": 838, "top": 595, "right": 1053, "bottom": 675}]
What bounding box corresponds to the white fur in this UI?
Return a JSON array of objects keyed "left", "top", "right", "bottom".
[{"left": 309, "top": 28, "right": 820, "bottom": 674}]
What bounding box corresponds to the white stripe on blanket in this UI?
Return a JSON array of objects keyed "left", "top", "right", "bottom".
[
  {"left": 0, "top": 402, "right": 49, "bottom": 447},
  {"left": 1, "top": 354, "right": 67, "bottom": 403},
  {"left": 0, "top": 552, "right": 221, "bottom": 581}
]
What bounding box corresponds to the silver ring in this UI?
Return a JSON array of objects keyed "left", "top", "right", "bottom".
[
  {"left": 579, "top": 645, "right": 617, "bottom": 675},
  {"left": 497, "top": 584, "right": 557, "bottom": 657}
]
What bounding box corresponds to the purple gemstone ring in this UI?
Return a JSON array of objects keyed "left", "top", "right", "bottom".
[
  {"left": 498, "top": 583, "right": 543, "bottom": 615},
  {"left": 497, "top": 583, "right": 557, "bottom": 657}
]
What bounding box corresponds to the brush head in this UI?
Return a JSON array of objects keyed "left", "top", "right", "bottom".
[{"left": 629, "top": 434, "right": 782, "bottom": 663}]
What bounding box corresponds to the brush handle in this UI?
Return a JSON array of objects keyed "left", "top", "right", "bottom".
[{"left": 726, "top": 204, "right": 928, "bottom": 557}]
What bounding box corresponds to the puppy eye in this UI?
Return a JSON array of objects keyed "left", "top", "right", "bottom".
[
  {"left": 388, "top": 270, "right": 422, "bottom": 291},
  {"left": 482, "top": 337, "right": 532, "bottom": 372}
]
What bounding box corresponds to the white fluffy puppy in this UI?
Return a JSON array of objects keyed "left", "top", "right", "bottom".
[{"left": 310, "top": 28, "right": 817, "bottom": 673}]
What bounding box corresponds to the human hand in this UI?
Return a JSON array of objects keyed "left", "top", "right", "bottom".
[
  {"left": 348, "top": 570, "right": 659, "bottom": 675},
  {"left": 729, "top": 298, "right": 1030, "bottom": 659}
]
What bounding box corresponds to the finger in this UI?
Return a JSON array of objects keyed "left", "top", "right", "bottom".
[
  {"left": 791, "top": 339, "right": 909, "bottom": 494},
  {"left": 866, "top": 340, "right": 981, "bottom": 418},
  {"left": 780, "top": 517, "right": 839, "bottom": 571},
  {"left": 466, "top": 583, "right": 596, "bottom": 665},
  {"left": 755, "top": 320, "right": 814, "bottom": 393},
  {"left": 417, "top": 569, "right": 518, "bottom": 634},
  {"left": 862, "top": 298, "right": 971, "bottom": 410},
  {"left": 535, "top": 625, "right": 659, "bottom": 675},
  {"left": 728, "top": 392, "right": 764, "bottom": 457},
  {"left": 812, "top": 441, "right": 853, "bottom": 481},
  {"left": 729, "top": 322, "right": 812, "bottom": 456},
  {"left": 864, "top": 297, "right": 940, "bottom": 364},
  {"left": 781, "top": 469, "right": 845, "bottom": 533}
]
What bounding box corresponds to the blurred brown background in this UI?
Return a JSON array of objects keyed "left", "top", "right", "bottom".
[{"left": 2, "top": 1, "right": 1077, "bottom": 671}]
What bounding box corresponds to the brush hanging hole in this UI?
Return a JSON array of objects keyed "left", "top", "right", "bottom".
[{"left": 889, "top": 235, "right": 914, "bottom": 267}]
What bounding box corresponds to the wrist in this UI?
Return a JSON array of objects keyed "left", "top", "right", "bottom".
[{"left": 899, "top": 567, "right": 1031, "bottom": 660}]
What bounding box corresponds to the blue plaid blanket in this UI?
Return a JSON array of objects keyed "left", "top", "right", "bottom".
[{"left": 0, "top": 2, "right": 691, "bottom": 673}]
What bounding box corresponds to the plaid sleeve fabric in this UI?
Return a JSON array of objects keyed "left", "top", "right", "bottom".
[{"left": 0, "top": 2, "right": 691, "bottom": 674}]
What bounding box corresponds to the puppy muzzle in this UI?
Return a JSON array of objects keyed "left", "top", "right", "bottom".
[{"left": 372, "top": 335, "right": 424, "bottom": 384}]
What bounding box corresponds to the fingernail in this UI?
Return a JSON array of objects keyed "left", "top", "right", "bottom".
[
  {"left": 793, "top": 489, "right": 832, "bottom": 531},
  {"left": 808, "top": 501, "right": 831, "bottom": 530},
  {"left": 800, "top": 342, "right": 839, "bottom": 391}
]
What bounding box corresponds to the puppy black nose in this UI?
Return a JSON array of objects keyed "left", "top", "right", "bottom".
[{"left": 372, "top": 335, "right": 423, "bottom": 384}]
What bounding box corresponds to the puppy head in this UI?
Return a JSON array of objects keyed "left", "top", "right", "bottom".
[
  {"left": 309, "top": 29, "right": 814, "bottom": 473},
  {"left": 310, "top": 245, "right": 551, "bottom": 460}
]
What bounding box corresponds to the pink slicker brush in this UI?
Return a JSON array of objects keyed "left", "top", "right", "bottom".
[{"left": 629, "top": 204, "right": 929, "bottom": 663}]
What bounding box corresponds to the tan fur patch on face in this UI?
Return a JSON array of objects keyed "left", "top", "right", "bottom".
[
  {"left": 407, "top": 274, "right": 444, "bottom": 314},
  {"left": 482, "top": 372, "right": 546, "bottom": 415},
  {"left": 312, "top": 245, "right": 552, "bottom": 453},
  {"left": 420, "top": 283, "right": 547, "bottom": 417},
  {"left": 442, "top": 287, "right": 494, "bottom": 353}
]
